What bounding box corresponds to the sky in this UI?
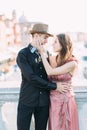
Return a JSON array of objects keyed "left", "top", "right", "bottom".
[{"left": 0, "top": 0, "right": 87, "bottom": 33}]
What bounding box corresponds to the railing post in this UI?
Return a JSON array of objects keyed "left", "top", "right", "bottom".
[
  {"left": 75, "top": 88, "right": 87, "bottom": 130},
  {"left": 0, "top": 101, "right": 6, "bottom": 130}
]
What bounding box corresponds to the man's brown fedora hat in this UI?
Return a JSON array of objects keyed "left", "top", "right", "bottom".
[{"left": 29, "top": 23, "right": 53, "bottom": 36}]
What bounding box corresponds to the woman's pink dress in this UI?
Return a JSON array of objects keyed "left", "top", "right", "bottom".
[{"left": 48, "top": 59, "right": 79, "bottom": 130}]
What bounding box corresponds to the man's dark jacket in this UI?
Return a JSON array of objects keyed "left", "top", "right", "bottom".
[{"left": 16, "top": 44, "right": 57, "bottom": 107}]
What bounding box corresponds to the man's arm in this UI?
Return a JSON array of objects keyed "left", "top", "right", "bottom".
[{"left": 16, "top": 52, "right": 57, "bottom": 90}]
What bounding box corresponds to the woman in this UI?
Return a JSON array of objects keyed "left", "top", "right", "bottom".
[{"left": 36, "top": 33, "right": 79, "bottom": 130}]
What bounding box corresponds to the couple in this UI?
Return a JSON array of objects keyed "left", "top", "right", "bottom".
[{"left": 16, "top": 23, "right": 79, "bottom": 130}]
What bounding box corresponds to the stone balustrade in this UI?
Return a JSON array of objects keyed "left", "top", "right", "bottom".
[
  {"left": 0, "top": 88, "right": 19, "bottom": 130},
  {"left": 74, "top": 86, "right": 87, "bottom": 130},
  {"left": 0, "top": 87, "right": 87, "bottom": 130}
]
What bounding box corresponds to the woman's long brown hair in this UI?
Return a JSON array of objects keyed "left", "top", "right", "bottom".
[{"left": 56, "top": 33, "right": 73, "bottom": 66}]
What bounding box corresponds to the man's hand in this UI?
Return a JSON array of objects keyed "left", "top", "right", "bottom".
[{"left": 56, "top": 82, "right": 72, "bottom": 94}]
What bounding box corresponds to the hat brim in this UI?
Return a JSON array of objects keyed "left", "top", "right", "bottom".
[{"left": 29, "top": 30, "right": 53, "bottom": 37}]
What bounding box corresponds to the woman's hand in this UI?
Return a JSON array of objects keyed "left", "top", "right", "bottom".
[{"left": 36, "top": 41, "right": 45, "bottom": 53}]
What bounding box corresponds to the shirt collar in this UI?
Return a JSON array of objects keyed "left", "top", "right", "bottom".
[{"left": 29, "top": 44, "right": 37, "bottom": 53}]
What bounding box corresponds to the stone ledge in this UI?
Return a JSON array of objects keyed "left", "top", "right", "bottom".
[{"left": 0, "top": 87, "right": 87, "bottom": 102}]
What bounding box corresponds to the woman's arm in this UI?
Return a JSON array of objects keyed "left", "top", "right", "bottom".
[{"left": 41, "top": 52, "right": 77, "bottom": 76}]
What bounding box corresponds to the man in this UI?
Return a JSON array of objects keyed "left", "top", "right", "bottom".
[{"left": 16, "top": 23, "right": 70, "bottom": 130}]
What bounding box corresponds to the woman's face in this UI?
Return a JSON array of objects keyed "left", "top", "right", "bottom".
[{"left": 52, "top": 36, "right": 62, "bottom": 52}]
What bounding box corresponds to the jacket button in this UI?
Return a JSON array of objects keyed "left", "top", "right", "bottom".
[{"left": 40, "top": 92, "right": 42, "bottom": 94}]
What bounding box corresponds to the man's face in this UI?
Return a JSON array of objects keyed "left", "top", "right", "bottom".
[{"left": 38, "top": 34, "right": 49, "bottom": 45}]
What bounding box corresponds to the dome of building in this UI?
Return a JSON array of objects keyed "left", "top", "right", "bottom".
[{"left": 19, "top": 13, "right": 28, "bottom": 23}]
